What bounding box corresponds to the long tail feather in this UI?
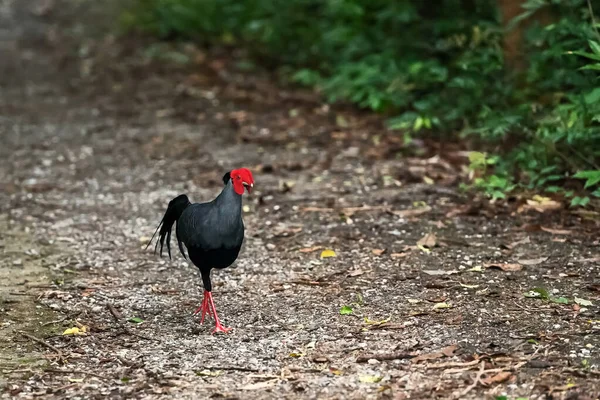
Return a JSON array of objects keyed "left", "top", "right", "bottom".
[{"left": 146, "top": 194, "right": 191, "bottom": 260}]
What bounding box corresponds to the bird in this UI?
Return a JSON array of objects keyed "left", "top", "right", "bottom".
[{"left": 146, "top": 168, "right": 254, "bottom": 334}]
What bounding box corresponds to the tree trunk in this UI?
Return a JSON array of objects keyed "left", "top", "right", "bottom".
[{"left": 497, "top": 0, "right": 556, "bottom": 73}]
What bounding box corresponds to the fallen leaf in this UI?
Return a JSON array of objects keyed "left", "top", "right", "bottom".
[
  {"left": 417, "top": 233, "right": 437, "bottom": 249},
  {"left": 62, "top": 327, "right": 86, "bottom": 336},
  {"left": 128, "top": 317, "right": 144, "bottom": 324},
  {"left": 519, "top": 196, "right": 562, "bottom": 213},
  {"left": 575, "top": 297, "right": 593, "bottom": 307},
  {"left": 412, "top": 345, "right": 457, "bottom": 363},
  {"left": 518, "top": 257, "right": 548, "bottom": 266},
  {"left": 468, "top": 266, "right": 483, "bottom": 272},
  {"left": 240, "top": 380, "right": 277, "bottom": 390},
  {"left": 541, "top": 227, "right": 572, "bottom": 235},
  {"left": 485, "top": 263, "right": 522, "bottom": 272},
  {"left": 432, "top": 302, "right": 452, "bottom": 310},
  {"left": 524, "top": 287, "right": 550, "bottom": 299},
  {"left": 482, "top": 371, "right": 512, "bottom": 385},
  {"left": 196, "top": 370, "right": 221, "bottom": 377},
  {"left": 502, "top": 236, "right": 531, "bottom": 249},
  {"left": 320, "top": 249, "right": 336, "bottom": 258},
  {"left": 363, "top": 317, "right": 390, "bottom": 325},
  {"left": 391, "top": 206, "right": 431, "bottom": 218},
  {"left": 340, "top": 305, "right": 353, "bottom": 315},
  {"left": 371, "top": 249, "right": 386, "bottom": 256},
  {"left": 460, "top": 283, "right": 479, "bottom": 289},
  {"left": 390, "top": 252, "right": 408, "bottom": 259},
  {"left": 359, "top": 375, "right": 382, "bottom": 383},
  {"left": 423, "top": 269, "right": 459, "bottom": 276},
  {"left": 329, "top": 367, "right": 343, "bottom": 375},
  {"left": 289, "top": 352, "right": 304, "bottom": 358},
  {"left": 67, "top": 378, "right": 84, "bottom": 383},
  {"left": 299, "top": 246, "right": 322, "bottom": 253}
]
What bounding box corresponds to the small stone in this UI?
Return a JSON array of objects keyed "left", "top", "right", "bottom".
[
  {"left": 266, "top": 243, "right": 276, "bottom": 251},
  {"left": 367, "top": 359, "right": 380, "bottom": 365},
  {"left": 13, "top": 259, "right": 23, "bottom": 266}
]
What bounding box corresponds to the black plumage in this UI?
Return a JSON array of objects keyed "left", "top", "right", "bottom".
[{"left": 147, "top": 168, "right": 254, "bottom": 333}]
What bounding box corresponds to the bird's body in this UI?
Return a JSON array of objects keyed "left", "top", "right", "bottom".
[{"left": 147, "top": 169, "right": 254, "bottom": 334}]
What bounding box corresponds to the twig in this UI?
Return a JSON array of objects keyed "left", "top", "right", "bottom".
[
  {"left": 18, "top": 331, "right": 64, "bottom": 362},
  {"left": 204, "top": 365, "right": 260, "bottom": 372},
  {"left": 460, "top": 362, "right": 486, "bottom": 398},
  {"left": 107, "top": 303, "right": 123, "bottom": 320},
  {"left": 429, "top": 359, "right": 481, "bottom": 369},
  {"left": 356, "top": 352, "right": 413, "bottom": 363},
  {"left": 42, "top": 316, "right": 70, "bottom": 327},
  {"left": 106, "top": 304, "right": 158, "bottom": 342}
]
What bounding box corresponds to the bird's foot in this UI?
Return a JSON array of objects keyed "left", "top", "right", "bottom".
[{"left": 211, "top": 323, "right": 232, "bottom": 335}]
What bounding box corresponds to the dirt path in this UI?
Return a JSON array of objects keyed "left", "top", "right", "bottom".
[{"left": 2, "top": 1, "right": 600, "bottom": 399}]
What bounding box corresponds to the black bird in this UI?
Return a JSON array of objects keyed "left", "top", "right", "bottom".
[{"left": 147, "top": 168, "right": 254, "bottom": 333}]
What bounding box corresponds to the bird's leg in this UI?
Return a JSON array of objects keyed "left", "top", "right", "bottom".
[
  {"left": 206, "top": 291, "right": 231, "bottom": 334},
  {"left": 193, "top": 290, "right": 214, "bottom": 324}
]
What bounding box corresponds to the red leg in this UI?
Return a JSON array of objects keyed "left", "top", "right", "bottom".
[
  {"left": 206, "top": 291, "right": 231, "bottom": 334},
  {"left": 193, "top": 290, "right": 213, "bottom": 324}
]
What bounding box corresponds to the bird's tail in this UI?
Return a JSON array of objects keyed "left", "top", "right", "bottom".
[{"left": 146, "top": 194, "right": 191, "bottom": 259}]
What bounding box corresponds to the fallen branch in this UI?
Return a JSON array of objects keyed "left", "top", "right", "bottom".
[
  {"left": 356, "top": 352, "right": 413, "bottom": 363},
  {"left": 428, "top": 359, "right": 481, "bottom": 369},
  {"left": 19, "top": 331, "right": 65, "bottom": 363},
  {"left": 204, "top": 365, "right": 260, "bottom": 372},
  {"left": 106, "top": 304, "right": 158, "bottom": 342},
  {"left": 459, "top": 362, "right": 487, "bottom": 398}
]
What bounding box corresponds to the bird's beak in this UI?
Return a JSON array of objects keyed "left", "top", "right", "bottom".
[{"left": 243, "top": 182, "right": 253, "bottom": 194}]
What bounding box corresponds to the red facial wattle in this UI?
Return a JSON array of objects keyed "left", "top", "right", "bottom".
[{"left": 230, "top": 168, "right": 254, "bottom": 195}]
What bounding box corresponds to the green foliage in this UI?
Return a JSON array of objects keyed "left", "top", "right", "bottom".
[{"left": 124, "top": 0, "right": 600, "bottom": 201}]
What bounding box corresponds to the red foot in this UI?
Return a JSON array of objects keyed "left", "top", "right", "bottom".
[
  {"left": 194, "top": 290, "right": 232, "bottom": 334},
  {"left": 212, "top": 323, "right": 232, "bottom": 335}
]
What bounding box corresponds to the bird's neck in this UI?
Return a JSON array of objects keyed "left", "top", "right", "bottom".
[{"left": 215, "top": 180, "right": 243, "bottom": 213}]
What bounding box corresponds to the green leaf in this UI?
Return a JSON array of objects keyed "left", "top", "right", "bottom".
[
  {"left": 573, "top": 170, "right": 600, "bottom": 189},
  {"left": 551, "top": 297, "right": 569, "bottom": 304},
  {"left": 524, "top": 287, "right": 549, "bottom": 300},
  {"left": 128, "top": 317, "right": 144, "bottom": 323},
  {"left": 589, "top": 40, "right": 600, "bottom": 56},
  {"left": 339, "top": 305, "right": 353, "bottom": 315}
]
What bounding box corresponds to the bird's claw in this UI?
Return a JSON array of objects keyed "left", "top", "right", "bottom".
[{"left": 211, "top": 325, "right": 232, "bottom": 335}]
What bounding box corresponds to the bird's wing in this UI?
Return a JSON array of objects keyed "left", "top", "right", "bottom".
[{"left": 177, "top": 203, "right": 244, "bottom": 251}]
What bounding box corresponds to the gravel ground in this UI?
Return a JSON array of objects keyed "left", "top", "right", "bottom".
[{"left": 1, "top": 1, "right": 600, "bottom": 399}]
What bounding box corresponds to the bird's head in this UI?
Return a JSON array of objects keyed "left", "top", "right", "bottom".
[{"left": 224, "top": 168, "right": 254, "bottom": 195}]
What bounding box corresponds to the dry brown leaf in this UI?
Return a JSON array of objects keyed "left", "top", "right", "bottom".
[
  {"left": 390, "top": 252, "right": 409, "bottom": 259},
  {"left": 371, "top": 249, "right": 386, "bottom": 256},
  {"left": 518, "top": 196, "right": 562, "bottom": 213},
  {"left": 391, "top": 206, "right": 431, "bottom": 218},
  {"left": 503, "top": 236, "right": 531, "bottom": 250},
  {"left": 417, "top": 233, "right": 437, "bottom": 249},
  {"left": 482, "top": 371, "right": 512, "bottom": 385},
  {"left": 518, "top": 257, "right": 548, "bottom": 266},
  {"left": 484, "top": 263, "right": 522, "bottom": 272},
  {"left": 541, "top": 226, "right": 572, "bottom": 235},
  {"left": 411, "top": 345, "right": 457, "bottom": 363}
]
